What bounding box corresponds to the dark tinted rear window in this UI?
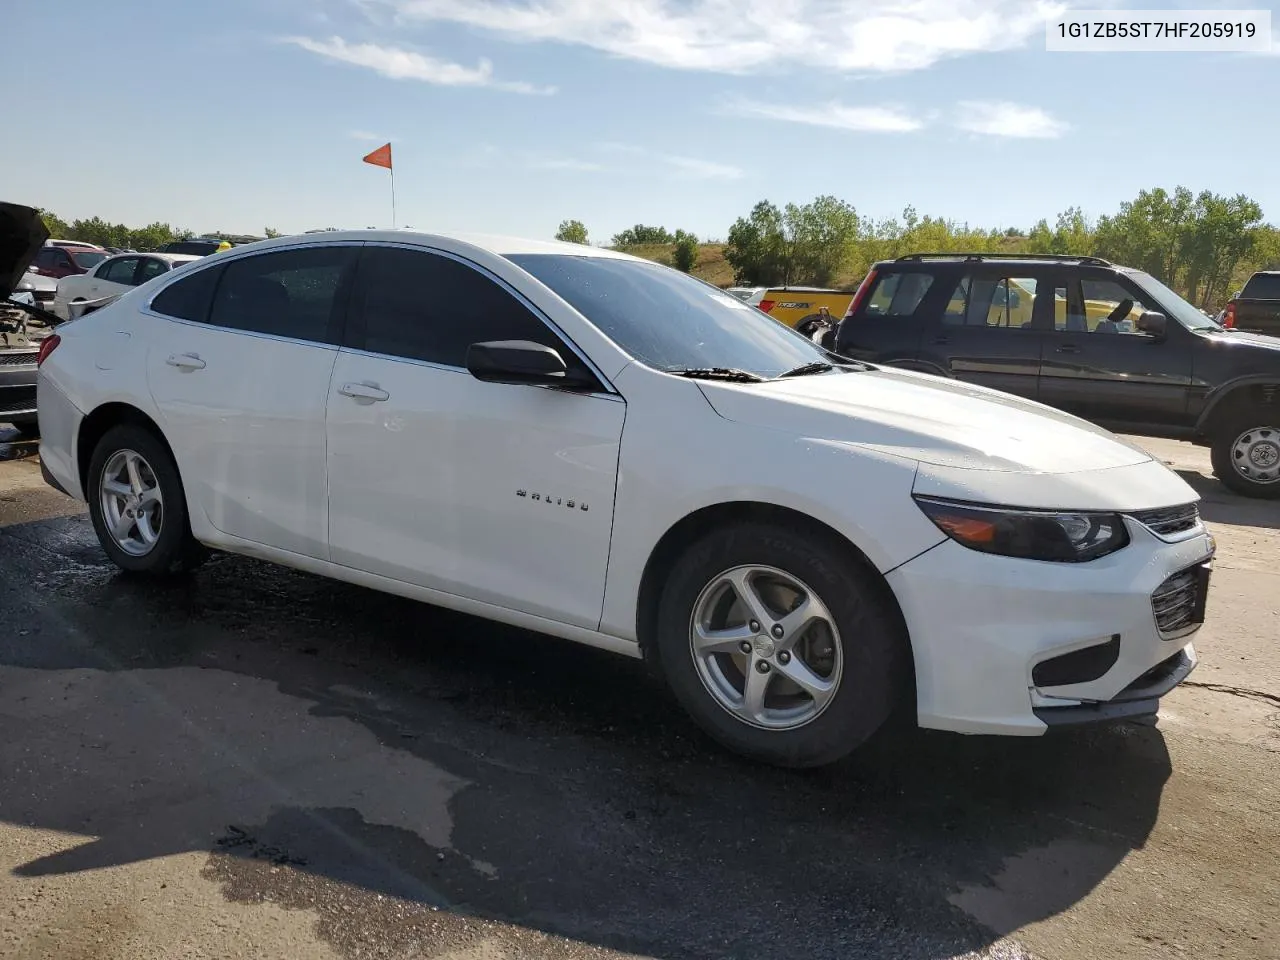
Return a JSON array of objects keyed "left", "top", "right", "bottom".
[
  {"left": 163, "top": 242, "right": 219, "bottom": 255},
  {"left": 860, "top": 271, "right": 934, "bottom": 318},
  {"left": 1241, "top": 274, "right": 1280, "bottom": 300},
  {"left": 150, "top": 265, "right": 224, "bottom": 322}
]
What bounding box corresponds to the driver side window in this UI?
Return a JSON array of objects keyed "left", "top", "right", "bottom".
[{"left": 1075, "top": 279, "right": 1161, "bottom": 336}]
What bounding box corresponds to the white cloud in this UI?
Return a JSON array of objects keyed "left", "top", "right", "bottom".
[
  {"left": 284, "top": 35, "right": 555, "bottom": 94},
  {"left": 954, "top": 100, "right": 1068, "bottom": 138},
  {"left": 370, "top": 0, "right": 1066, "bottom": 74},
  {"left": 724, "top": 98, "right": 924, "bottom": 132},
  {"left": 597, "top": 142, "right": 744, "bottom": 179},
  {"left": 347, "top": 129, "right": 391, "bottom": 141},
  {"left": 527, "top": 157, "right": 605, "bottom": 172}
]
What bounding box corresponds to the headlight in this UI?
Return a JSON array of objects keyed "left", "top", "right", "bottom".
[{"left": 913, "top": 496, "right": 1129, "bottom": 562}]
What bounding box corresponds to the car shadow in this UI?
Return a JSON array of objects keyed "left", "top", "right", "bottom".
[
  {"left": 0, "top": 513, "right": 1173, "bottom": 959},
  {"left": 1173, "top": 468, "right": 1280, "bottom": 530}
]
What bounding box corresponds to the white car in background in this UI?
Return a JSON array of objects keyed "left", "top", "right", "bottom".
[
  {"left": 54, "top": 252, "right": 201, "bottom": 320},
  {"left": 31, "top": 229, "right": 1215, "bottom": 768}
]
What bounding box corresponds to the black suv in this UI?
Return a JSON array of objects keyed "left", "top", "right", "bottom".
[{"left": 834, "top": 253, "right": 1280, "bottom": 499}]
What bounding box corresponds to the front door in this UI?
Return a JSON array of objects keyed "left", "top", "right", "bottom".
[
  {"left": 326, "top": 244, "right": 625, "bottom": 629},
  {"left": 1037, "top": 273, "right": 1194, "bottom": 426},
  {"left": 144, "top": 244, "right": 359, "bottom": 560},
  {"left": 928, "top": 267, "right": 1052, "bottom": 400}
]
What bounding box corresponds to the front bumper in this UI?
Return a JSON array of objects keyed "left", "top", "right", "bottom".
[{"left": 887, "top": 517, "right": 1215, "bottom": 736}]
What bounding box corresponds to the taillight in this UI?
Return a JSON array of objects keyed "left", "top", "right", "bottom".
[
  {"left": 1223, "top": 302, "right": 1236, "bottom": 328},
  {"left": 757, "top": 299, "right": 775, "bottom": 313},
  {"left": 844, "top": 268, "right": 878, "bottom": 318},
  {"left": 37, "top": 334, "right": 61, "bottom": 367}
]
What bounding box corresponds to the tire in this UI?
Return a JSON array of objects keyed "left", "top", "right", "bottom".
[
  {"left": 654, "top": 520, "right": 907, "bottom": 768},
  {"left": 1210, "top": 414, "right": 1280, "bottom": 500},
  {"left": 86, "top": 423, "right": 208, "bottom": 574}
]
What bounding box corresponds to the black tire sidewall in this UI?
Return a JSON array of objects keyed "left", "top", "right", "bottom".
[
  {"left": 87, "top": 424, "right": 199, "bottom": 573},
  {"left": 655, "top": 522, "right": 905, "bottom": 768},
  {"left": 1211, "top": 417, "right": 1280, "bottom": 500}
]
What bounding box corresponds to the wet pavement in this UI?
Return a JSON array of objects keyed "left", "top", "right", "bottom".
[{"left": 0, "top": 425, "right": 1277, "bottom": 960}]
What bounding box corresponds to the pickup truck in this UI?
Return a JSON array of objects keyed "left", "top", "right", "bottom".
[{"left": 1223, "top": 271, "right": 1280, "bottom": 336}]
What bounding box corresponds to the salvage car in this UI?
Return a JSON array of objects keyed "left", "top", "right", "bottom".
[
  {"left": 30, "top": 228, "right": 1216, "bottom": 767},
  {"left": 1, "top": 203, "right": 58, "bottom": 435},
  {"left": 54, "top": 251, "right": 201, "bottom": 320}
]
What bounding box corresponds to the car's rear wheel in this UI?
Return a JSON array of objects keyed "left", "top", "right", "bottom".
[
  {"left": 87, "top": 423, "right": 207, "bottom": 574},
  {"left": 654, "top": 521, "right": 907, "bottom": 768},
  {"left": 1211, "top": 416, "right": 1280, "bottom": 499}
]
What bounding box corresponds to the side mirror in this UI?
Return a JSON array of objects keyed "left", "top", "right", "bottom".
[
  {"left": 466, "top": 340, "right": 590, "bottom": 388},
  {"left": 1136, "top": 312, "right": 1167, "bottom": 338}
]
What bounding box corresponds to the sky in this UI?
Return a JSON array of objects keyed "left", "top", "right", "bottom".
[{"left": 4, "top": 1, "right": 1278, "bottom": 242}]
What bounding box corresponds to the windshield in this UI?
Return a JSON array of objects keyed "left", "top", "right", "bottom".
[
  {"left": 508, "top": 254, "right": 831, "bottom": 378},
  {"left": 71, "top": 250, "right": 107, "bottom": 268},
  {"left": 1126, "top": 270, "right": 1217, "bottom": 331}
]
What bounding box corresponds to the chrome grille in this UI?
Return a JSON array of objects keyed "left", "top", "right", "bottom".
[
  {"left": 1130, "top": 503, "right": 1200, "bottom": 538},
  {"left": 1151, "top": 564, "right": 1209, "bottom": 638}
]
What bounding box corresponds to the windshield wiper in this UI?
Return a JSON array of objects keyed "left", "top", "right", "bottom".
[
  {"left": 673, "top": 367, "right": 766, "bottom": 382},
  {"left": 776, "top": 361, "right": 834, "bottom": 379}
]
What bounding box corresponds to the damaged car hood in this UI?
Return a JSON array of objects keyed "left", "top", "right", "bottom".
[{"left": 1, "top": 201, "right": 50, "bottom": 300}]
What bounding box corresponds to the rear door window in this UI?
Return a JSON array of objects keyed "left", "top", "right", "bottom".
[
  {"left": 944, "top": 273, "right": 1044, "bottom": 329},
  {"left": 207, "top": 246, "right": 358, "bottom": 344},
  {"left": 135, "top": 258, "right": 171, "bottom": 285},
  {"left": 150, "top": 265, "right": 225, "bottom": 322},
  {"left": 100, "top": 257, "right": 140, "bottom": 286}
]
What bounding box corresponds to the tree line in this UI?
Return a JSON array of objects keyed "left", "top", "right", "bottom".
[
  {"left": 35, "top": 210, "right": 281, "bottom": 251},
  {"left": 560, "top": 185, "right": 1279, "bottom": 309}
]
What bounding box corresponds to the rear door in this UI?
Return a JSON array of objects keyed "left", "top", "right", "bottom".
[
  {"left": 925, "top": 265, "right": 1051, "bottom": 400},
  {"left": 144, "top": 243, "right": 360, "bottom": 560},
  {"left": 90, "top": 256, "right": 141, "bottom": 299}
]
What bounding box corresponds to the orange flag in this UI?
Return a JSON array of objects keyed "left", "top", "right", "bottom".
[{"left": 362, "top": 142, "right": 392, "bottom": 169}]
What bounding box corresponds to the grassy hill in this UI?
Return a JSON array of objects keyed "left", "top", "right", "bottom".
[{"left": 612, "top": 243, "right": 735, "bottom": 287}]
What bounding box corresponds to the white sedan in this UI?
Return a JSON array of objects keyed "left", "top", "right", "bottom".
[
  {"left": 53, "top": 252, "right": 200, "bottom": 320},
  {"left": 33, "top": 231, "right": 1215, "bottom": 767}
]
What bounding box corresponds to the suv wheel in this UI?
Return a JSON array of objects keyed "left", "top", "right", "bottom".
[
  {"left": 87, "top": 424, "right": 208, "bottom": 574},
  {"left": 1211, "top": 417, "right": 1280, "bottom": 499},
  {"left": 654, "top": 521, "right": 906, "bottom": 768}
]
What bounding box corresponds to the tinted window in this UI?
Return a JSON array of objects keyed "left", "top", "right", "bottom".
[
  {"left": 351, "top": 247, "right": 577, "bottom": 369},
  {"left": 100, "top": 257, "right": 140, "bottom": 285},
  {"left": 150, "top": 264, "right": 224, "bottom": 322},
  {"left": 35, "top": 250, "right": 56, "bottom": 268},
  {"left": 1241, "top": 274, "right": 1280, "bottom": 300},
  {"left": 136, "top": 258, "right": 170, "bottom": 284},
  {"left": 508, "top": 254, "right": 829, "bottom": 378},
  {"left": 1077, "top": 279, "right": 1161, "bottom": 336},
  {"left": 208, "top": 246, "right": 356, "bottom": 343},
  {"left": 862, "top": 271, "right": 933, "bottom": 318},
  {"left": 944, "top": 274, "right": 1040, "bottom": 328}
]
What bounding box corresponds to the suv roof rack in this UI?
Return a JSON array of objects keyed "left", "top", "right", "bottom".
[{"left": 895, "top": 252, "right": 1113, "bottom": 267}]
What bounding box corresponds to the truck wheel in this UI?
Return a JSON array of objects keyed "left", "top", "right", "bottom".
[
  {"left": 654, "top": 520, "right": 907, "bottom": 768},
  {"left": 1211, "top": 416, "right": 1280, "bottom": 499}
]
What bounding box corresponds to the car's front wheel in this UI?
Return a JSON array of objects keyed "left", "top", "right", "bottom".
[
  {"left": 654, "top": 520, "right": 907, "bottom": 768},
  {"left": 1211, "top": 415, "right": 1280, "bottom": 499},
  {"left": 87, "top": 423, "right": 207, "bottom": 574}
]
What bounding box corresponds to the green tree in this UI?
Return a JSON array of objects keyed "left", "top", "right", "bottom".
[
  {"left": 554, "top": 219, "right": 589, "bottom": 245},
  {"left": 612, "top": 224, "right": 673, "bottom": 246},
  {"left": 1025, "top": 207, "right": 1093, "bottom": 256},
  {"left": 673, "top": 230, "right": 698, "bottom": 272},
  {"left": 782, "top": 195, "right": 860, "bottom": 287},
  {"left": 264, "top": 227, "right": 283, "bottom": 239},
  {"left": 725, "top": 200, "right": 787, "bottom": 285}
]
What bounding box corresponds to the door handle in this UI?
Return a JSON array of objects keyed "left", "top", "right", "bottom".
[
  {"left": 1056, "top": 343, "right": 1080, "bottom": 354},
  {"left": 339, "top": 382, "right": 390, "bottom": 402},
  {"left": 166, "top": 353, "right": 206, "bottom": 370}
]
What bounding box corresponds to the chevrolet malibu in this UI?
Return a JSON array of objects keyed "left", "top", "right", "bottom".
[{"left": 29, "top": 229, "right": 1215, "bottom": 767}]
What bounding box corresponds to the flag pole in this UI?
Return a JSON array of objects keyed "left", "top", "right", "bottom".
[{"left": 390, "top": 163, "right": 396, "bottom": 229}]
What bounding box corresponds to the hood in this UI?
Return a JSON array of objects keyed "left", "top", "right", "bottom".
[
  {"left": 1197, "top": 328, "right": 1280, "bottom": 352},
  {"left": 0, "top": 202, "right": 50, "bottom": 300},
  {"left": 698, "top": 367, "right": 1153, "bottom": 474}
]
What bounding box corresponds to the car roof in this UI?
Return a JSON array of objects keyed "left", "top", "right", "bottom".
[{"left": 214, "top": 229, "right": 646, "bottom": 263}]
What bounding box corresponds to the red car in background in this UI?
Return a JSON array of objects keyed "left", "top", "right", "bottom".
[{"left": 30, "top": 242, "right": 109, "bottom": 280}]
